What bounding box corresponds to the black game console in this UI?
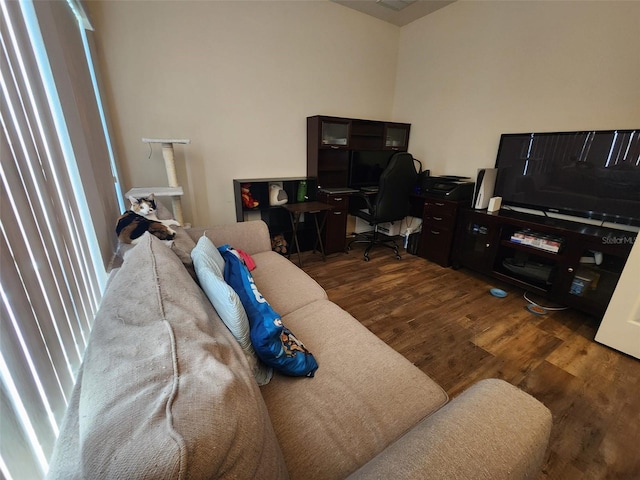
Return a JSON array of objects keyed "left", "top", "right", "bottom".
[{"left": 502, "top": 257, "right": 554, "bottom": 284}]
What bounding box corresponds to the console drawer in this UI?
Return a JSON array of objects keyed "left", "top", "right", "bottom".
[
  {"left": 423, "top": 213, "right": 455, "bottom": 230},
  {"left": 424, "top": 199, "right": 458, "bottom": 216},
  {"left": 418, "top": 198, "right": 461, "bottom": 267},
  {"left": 423, "top": 199, "right": 458, "bottom": 230}
]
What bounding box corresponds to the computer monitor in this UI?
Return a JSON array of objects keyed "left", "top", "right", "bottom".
[{"left": 349, "top": 150, "right": 394, "bottom": 188}]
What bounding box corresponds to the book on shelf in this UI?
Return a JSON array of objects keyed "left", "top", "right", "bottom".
[{"left": 509, "top": 230, "right": 564, "bottom": 253}]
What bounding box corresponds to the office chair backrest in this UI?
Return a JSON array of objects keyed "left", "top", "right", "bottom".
[{"left": 374, "top": 153, "right": 418, "bottom": 223}]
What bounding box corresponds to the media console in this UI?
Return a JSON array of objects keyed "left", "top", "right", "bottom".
[{"left": 452, "top": 208, "right": 637, "bottom": 318}]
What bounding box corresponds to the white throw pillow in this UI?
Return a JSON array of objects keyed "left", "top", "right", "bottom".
[
  {"left": 191, "top": 236, "right": 272, "bottom": 385},
  {"left": 193, "top": 233, "right": 226, "bottom": 275}
]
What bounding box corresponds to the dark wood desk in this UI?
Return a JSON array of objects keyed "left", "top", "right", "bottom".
[
  {"left": 316, "top": 190, "right": 421, "bottom": 255},
  {"left": 281, "top": 201, "right": 333, "bottom": 266}
]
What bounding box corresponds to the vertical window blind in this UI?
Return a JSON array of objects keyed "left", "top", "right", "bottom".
[{"left": 1, "top": 1, "right": 121, "bottom": 478}]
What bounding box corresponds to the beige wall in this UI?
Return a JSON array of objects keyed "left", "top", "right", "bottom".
[
  {"left": 90, "top": 0, "right": 640, "bottom": 226},
  {"left": 87, "top": 0, "right": 399, "bottom": 225},
  {"left": 394, "top": 0, "right": 640, "bottom": 178}
]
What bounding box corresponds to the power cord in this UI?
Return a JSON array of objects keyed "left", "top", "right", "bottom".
[{"left": 400, "top": 216, "right": 422, "bottom": 248}]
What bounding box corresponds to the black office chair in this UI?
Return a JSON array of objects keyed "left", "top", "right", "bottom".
[{"left": 347, "top": 152, "right": 418, "bottom": 261}]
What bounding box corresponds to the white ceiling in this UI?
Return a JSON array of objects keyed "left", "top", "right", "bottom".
[{"left": 332, "top": 0, "right": 455, "bottom": 27}]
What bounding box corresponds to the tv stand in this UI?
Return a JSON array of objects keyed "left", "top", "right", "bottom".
[{"left": 452, "top": 207, "right": 637, "bottom": 318}]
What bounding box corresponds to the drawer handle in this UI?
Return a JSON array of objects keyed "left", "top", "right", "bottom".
[
  {"left": 433, "top": 216, "right": 443, "bottom": 221},
  {"left": 334, "top": 197, "right": 342, "bottom": 201},
  {"left": 333, "top": 211, "right": 343, "bottom": 215},
  {"left": 435, "top": 202, "right": 445, "bottom": 207},
  {"left": 431, "top": 230, "right": 441, "bottom": 235}
]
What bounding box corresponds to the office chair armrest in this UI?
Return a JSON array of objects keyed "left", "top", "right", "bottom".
[{"left": 348, "top": 192, "right": 374, "bottom": 215}]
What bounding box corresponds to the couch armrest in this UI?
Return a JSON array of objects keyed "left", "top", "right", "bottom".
[
  {"left": 188, "top": 220, "right": 272, "bottom": 255},
  {"left": 346, "top": 379, "right": 551, "bottom": 480}
]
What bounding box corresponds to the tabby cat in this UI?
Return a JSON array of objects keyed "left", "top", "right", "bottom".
[{"left": 116, "top": 195, "right": 179, "bottom": 244}]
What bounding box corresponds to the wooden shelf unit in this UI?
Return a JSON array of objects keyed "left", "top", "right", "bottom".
[{"left": 232, "top": 177, "right": 319, "bottom": 252}]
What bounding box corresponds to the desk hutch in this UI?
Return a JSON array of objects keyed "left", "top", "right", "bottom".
[{"left": 307, "top": 115, "right": 411, "bottom": 253}]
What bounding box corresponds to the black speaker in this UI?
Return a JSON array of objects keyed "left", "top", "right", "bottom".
[
  {"left": 407, "top": 232, "right": 421, "bottom": 255},
  {"left": 417, "top": 170, "right": 431, "bottom": 194}
]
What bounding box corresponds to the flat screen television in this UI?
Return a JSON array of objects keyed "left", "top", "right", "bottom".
[
  {"left": 349, "top": 150, "right": 394, "bottom": 188},
  {"left": 493, "top": 129, "right": 640, "bottom": 227}
]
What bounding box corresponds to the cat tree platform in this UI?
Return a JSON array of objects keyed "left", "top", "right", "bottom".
[
  {"left": 126, "top": 138, "right": 190, "bottom": 224},
  {"left": 125, "top": 186, "right": 185, "bottom": 197}
]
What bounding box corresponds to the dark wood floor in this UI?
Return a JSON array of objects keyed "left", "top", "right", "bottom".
[{"left": 297, "top": 246, "right": 640, "bottom": 480}]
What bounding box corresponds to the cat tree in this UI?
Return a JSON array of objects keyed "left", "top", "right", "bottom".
[{"left": 125, "top": 138, "right": 190, "bottom": 225}]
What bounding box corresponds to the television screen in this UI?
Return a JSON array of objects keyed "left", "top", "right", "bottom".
[
  {"left": 494, "top": 130, "right": 640, "bottom": 226},
  {"left": 349, "top": 150, "right": 394, "bottom": 188}
]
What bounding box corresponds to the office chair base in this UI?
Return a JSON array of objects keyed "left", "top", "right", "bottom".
[{"left": 346, "top": 232, "right": 402, "bottom": 261}]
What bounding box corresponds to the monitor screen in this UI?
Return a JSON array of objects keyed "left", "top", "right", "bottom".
[
  {"left": 349, "top": 150, "right": 394, "bottom": 188},
  {"left": 494, "top": 130, "right": 640, "bottom": 226}
]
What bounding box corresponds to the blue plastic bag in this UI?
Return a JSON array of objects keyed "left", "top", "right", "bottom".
[{"left": 219, "top": 245, "right": 318, "bottom": 377}]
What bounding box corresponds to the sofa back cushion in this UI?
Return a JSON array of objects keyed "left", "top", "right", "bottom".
[{"left": 72, "top": 233, "right": 288, "bottom": 479}]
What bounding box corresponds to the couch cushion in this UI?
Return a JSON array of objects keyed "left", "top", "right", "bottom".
[
  {"left": 145, "top": 198, "right": 196, "bottom": 268},
  {"left": 64, "top": 233, "right": 288, "bottom": 479},
  {"left": 170, "top": 225, "right": 197, "bottom": 270},
  {"left": 114, "top": 225, "right": 195, "bottom": 276},
  {"left": 189, "top": 221, "right": 272, "bottom": 256},
  {"left": 250, "top": 250, "right": 327, "bottom": 316},
  {"left": 260, "top": 299, "right": 448, "bottom": 480},
  {"left": 191, "top": 236, "right": 273, "bottom": 385},
  {"left": 346, "top": 379, "right": 552, "bottom": 480}
]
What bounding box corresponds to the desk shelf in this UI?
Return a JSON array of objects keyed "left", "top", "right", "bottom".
[{"left": 307, "top": 116, "right": 410, "bottom": 190}]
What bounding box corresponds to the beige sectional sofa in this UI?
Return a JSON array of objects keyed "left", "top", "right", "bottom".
[{"left": 47, "top": 220, "right": 552, "bottom": 480}]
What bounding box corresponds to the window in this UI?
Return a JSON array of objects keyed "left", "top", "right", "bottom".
[{"left": 0, "top": 1, "right": 121, "bottom": 477}]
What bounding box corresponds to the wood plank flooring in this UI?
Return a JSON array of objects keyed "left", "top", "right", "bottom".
[{"left": 297, "top": 246, "right": 640, "bottom": 480}]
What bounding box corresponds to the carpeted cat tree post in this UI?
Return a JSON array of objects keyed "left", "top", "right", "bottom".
[{"left": 139, "top": 137, "right": 190, "bottom": 225}]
